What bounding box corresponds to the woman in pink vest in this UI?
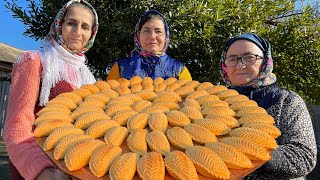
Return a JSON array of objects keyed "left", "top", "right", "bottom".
[{"left": 3, "top": 0, "right": 99, "bottom": 179}]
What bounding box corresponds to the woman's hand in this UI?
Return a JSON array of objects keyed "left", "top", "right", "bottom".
[{"left": 37, "top": 168, "right": 70, "bottom": 180}]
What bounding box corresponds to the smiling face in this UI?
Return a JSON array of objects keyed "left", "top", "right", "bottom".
[
  {"left": 139, "top": 18, "right": 166, "bottom": 53},
  {"left": 61, "top": 6, "right": 94, "bottom": 51},
  {"left": 224, "top": 40, "right": 264, "bottom": 86}
]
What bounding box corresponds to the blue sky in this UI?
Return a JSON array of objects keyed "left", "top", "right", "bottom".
[
  {"left": 0, "top": 0, "right": 42, "bottom": 50},
  {"left": 0, "top": 0, "right": 317, "bottom": 51}
]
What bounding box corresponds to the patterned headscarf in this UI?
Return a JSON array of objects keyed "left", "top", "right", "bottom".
[
  {"left": 220, "top": 33, "right": 277, "bottom": 88},
  {"left": 46, "top": 0, "right": 99, "bottom": 55},
  {"left": 133, "top": 10, "right": 170, "bottom": 57}
]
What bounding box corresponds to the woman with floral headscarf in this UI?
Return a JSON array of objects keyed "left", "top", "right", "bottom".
[
  {"left": 107, "top": 10, "right": 192, "bottom": 80},
  {"left": 3, "top": 1, "right": 99, "bottom": 179},
  {"left": 220, "top": 33, "right": 317, "bottom": 179}
]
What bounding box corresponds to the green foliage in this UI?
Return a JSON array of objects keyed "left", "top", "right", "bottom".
[{"left": 5, "top": 0, "right": 320, "bottom": 104}]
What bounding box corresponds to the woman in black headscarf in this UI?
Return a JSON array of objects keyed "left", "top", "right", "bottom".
[{"left": 220, "top": 33, "right": 317, "bottom": 179}]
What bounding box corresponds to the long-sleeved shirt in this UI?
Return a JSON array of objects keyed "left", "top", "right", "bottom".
[
  {"left": 3, "top": 51, "right": 74, "bottom": 180},
  {"left": 235, "top": 84, "right": 317, "bottom": 180}
]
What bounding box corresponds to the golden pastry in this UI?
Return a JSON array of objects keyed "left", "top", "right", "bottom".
[
  {"left": 164, "top": 77, "right": 177, "bottom": 86},
  {"left": 109, "top": 152, "right": 140, "bottom": 180},
  {"left": 112, "top": 110, "right": 138, "bottom": 125},
  {"left": 166, "top": 82, "right": 181, "bottom": 91},
  {"left": 43, "top": 126, "right": 84, "bottom": 151},
  {"left": 81, "top": 84, "right": 100, "bottom": 94},
  {"left": 205, "top": 114, "right": 239, "bottom": 128},
  {"left": 185, "top": 90, "right": 209, "bottom": 100},
  {"left": 117, "top": 77, "right": 130, "bottom": 87},
  {"left": 196, "top": 95, "right": 219, "bottom": 105},
  {"left": 148, "top": 112, "right": 168, "bottom": 133},
  {"left": 132, "top": 100, "right": 153, "bottom": 112},
  {"left": 36, "top": 105, "right": 71, "bottom": 117},
  {"left": 142, "top": 77, "right": 153, "bottom": 86},
  {"left": 219, "top": 137, "right": 271, "bottom": 161},
  {"left": 236, "top": 106, "right": 268, "bottom": 117},
  {"left": 229, "top": 100, "right": 258, "bottom": 111},
  {"left": 201, "top": 106, "right": 236, "bottom": 116},
  {"left": 34, "top": 119, "right": 73, "bottom": 137},
  {"left": 57, "top": 92, "right": 83, "bottom": 105},
  {"left": 166, "top": 127, "right": 193, "bottom": 150},
  {"left": 86, "top": 120, "right": 119, "bottom": 138},
  {"left": 70, "top": 106, "right": 104, "bottom": 120},
  {"left": 120, "top": 93, "right": 143, "bottom": 102},
  {"left": 114, "top": 85, "right": 131, "bottom": 95},
  {"left": 185, "top": 146, "right": 230, "bottom": 179},
  {"left": 85, "top": 93, "right": 111, "bottom": 104},
  {"left": 201, "top": 100, "right": 229, "bottom": 109},
  {"left": 105, "top": 104, "right": 132, "bottom": 117},
  {"left": 137, "top": 152, "right": 165, "bottom": 180},
  {"left": 238, "top": 114, "right": 275, "bottom": 124},
  {"left": 72, "top": 88, "right": 92, "bottom": 99},
  {"left": 242, "top": 122, "right": 281, "bottom": 138},
  {"left": 45, "top": 97, "right": 77, "bottom": 110},
  {"left": 107, "top": 97, "right": 134, "bottom": 108},
  {"left": 184, "top": 124, "right": 217, "bottom": 144},
  {"left": 126, "top": 129, "right": 148, "bottom": 155},
  {"left": 176, "top": 78, "right": 190, "bottom": 86},
  {"left": 104, "top": 126, "right": 129, "bottom": 146},
  {"left": 196, "top": 82, "right": 214, "bottom": 91},
  {"left": 164, "top": 151, "right": 198, "bottom": 180},
  {"left": 107, "top": 79, "right": 120, "bottom": 89},
  {"left": 79, "top": 99, "right": 107, "bottom": 110},
  {"left": 143, "top": 83, "right": 155, "bottom": 91},
  {"left": 193, "top": 118, "right": 231, "bottom": 135},
  {"left": 34, "top": 112, "right": 73, "bottom": 126},
  {"left": 135, "top": 90, "right": 158, "bottom": 101},
  {"left": 127, "top": 113, "right": 149, "bottom": 131},
  {"left": 216, "top": 89, "right": 239, "bottom": 100},
  {"left": 204, "top": 142, "right": 253, "bottom": 169},
  {"left": 229, "top": 127, "right": 278, "bottom": 149},
  {"left": 130, "top": 75, "right": 143, "bottom": 86},
  {"left": 223, "top": 94, "right": 249, "bottom": 104},
  {"left": 153, "top": 77, "right": 164, "bottom": 85},
  {"left": 142, "top": 106, "right": 170, "bottom": 114},
  {"left": 166, "top": 110, "right": 191, "bottom": 127},
  {"left": 147, "top": 130, "right": 171, "bottom": 155},
  {"left": 154, "top": 83, "right": 167, "bottom": 93},
  {"left": 131, "top": 83, "right": 143, "bottom": 93},
  {"left": 64, "top": 139, "right": 105, "bottom": 171},
  {"left": 206, "top": 85, "right": 228, "bottom": 95},
  {"left": 152, "top": 101, "right": 180, "bottom": 110},
  {"left": 156, "top": 91, "right": 182, "bottom": 102},
  {"left": 93, "top": 80, "right": 111, "bottom": 90},
  {"left": 53, "top": 134, "right": 92, "bottom": 160},
  {"left": 153, "top": 93, "right": 181, "bottom": 103},
  {"left": 100, "top": 88, "right": 119, "bottom": 99},
  {"left": 184, "top": 80, "right": 200, "bottom": 89},
  {"left": 183, "top": 99, "right": 201, "bottom": 111},
  {"left": 74, "top": 112, "right": 110, "bottom": 129},
  {"left": 174, "top": 86, "right": 195, "bottom": 98},
  {"left": 180, "top": 106, "right": 203, "bottom": 122},
  {"left": 89, "top": 145, "right": 122, "bottom": 177}
]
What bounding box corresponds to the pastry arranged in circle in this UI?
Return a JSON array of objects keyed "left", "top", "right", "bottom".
[{"left": 34, "top": 76, "right": 280, "bottom": 179}]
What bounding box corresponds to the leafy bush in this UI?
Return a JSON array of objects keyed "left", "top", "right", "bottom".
[{"left": 5, "top": 0, "right": 320, "bottom": 104}]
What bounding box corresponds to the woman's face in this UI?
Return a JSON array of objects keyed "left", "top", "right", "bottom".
[
  {"left": 139, "top": 18, "right": 166, "bottom": 53},
  {"left": 224, "top": 40, "right": 264, "bottom": 86},
  {"left": 62, "top": 6, "right": 94, "bottom": 51}
]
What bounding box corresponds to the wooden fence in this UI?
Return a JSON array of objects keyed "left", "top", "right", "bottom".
[{"left": 0, "top": 81, "right": 10, "bottom": 137}]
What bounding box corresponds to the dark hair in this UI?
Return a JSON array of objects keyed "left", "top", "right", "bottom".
[{"left": 138, "top": 12, "right": 165, "bottom": 31}]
